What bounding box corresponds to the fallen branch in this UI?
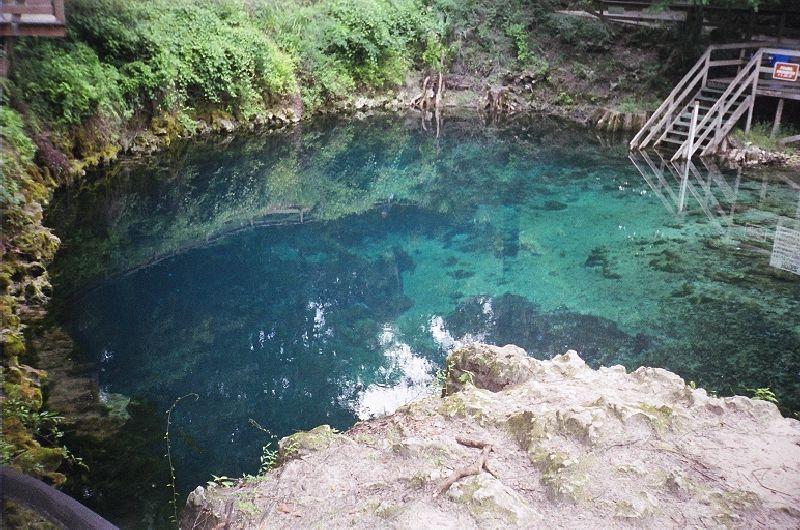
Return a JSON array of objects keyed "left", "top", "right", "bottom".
[{"left": 435, "top": 438, "right": 495, "bottom": 496}]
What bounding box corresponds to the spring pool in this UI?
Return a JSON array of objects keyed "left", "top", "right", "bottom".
[{"left": 46, "top": 114, "right": 800, "bottom": 527}]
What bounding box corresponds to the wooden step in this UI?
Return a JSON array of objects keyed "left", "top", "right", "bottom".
[
  {"left": 696, "top": 94, "right": 746, "bottom": 104},
  {"left": 679, "top": 109, "right": 734, "bottom": 120},
  {"left": 659, "top": 137, "right": 711, "bottom": 146},
  {"left": 702, "top": 86, "right": 729, "bottom": 94}
]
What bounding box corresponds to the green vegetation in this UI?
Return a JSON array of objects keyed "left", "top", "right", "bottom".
[
  {"left": 615, "top": 96, "right": 659, "bottom": 114},
  {"left": 249, "top": 419, "right": 280, "bottom": 475},
  {"left": 732, "top": 123, "right": 798, "bottom": 154},
  {"left": 10, "top": 0, "right": 440, "bottom": 128},
  {"left": 165, "top": 393, "right": 199, "bottom": 523},
  {"left": 0, "top": 107, "right": 36, "bottom": 204},
  {"left": 4, "top": 0, "right": 680, "bottom": 142},
  {"left": 748, "top": 387, "right": 779, "bottom": 405}
]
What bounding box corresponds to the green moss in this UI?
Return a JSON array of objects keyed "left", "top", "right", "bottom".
[
  {"left": 234, "top": 499, "right": 260, "bottom": 518},
  {"left": 13, "top": 447, "right": 66, "bottom": 485},
  {"left": 529, "top": 448, "right": 588, "bottom": 502},
  {"left": 503, "top": 410, "right": 547, "bottom": 449},
  {"left": 2, "top": 333, "right": 27, "bottom": 359},
  {"left": 374, "top": 502, "right": 402, "bottom": 519},
  {"left": 279, "top": 424, "right": 348, "bottom": 461},
  {"left": 637, "top": 403, "right": 673, "bottom": 434}
]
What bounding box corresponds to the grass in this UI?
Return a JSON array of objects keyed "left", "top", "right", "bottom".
[
  {"left": 732, "top": 122, "right": 799, "bottom": 154},
  {"left": 614, "top": 96, "right": 659, "bottom": 113}
]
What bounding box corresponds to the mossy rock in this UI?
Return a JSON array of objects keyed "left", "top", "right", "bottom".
[
  {"left": 529, "top": 448, "right": 588, "bottom": 502},
  {"left": 445, "top": 344, "right": 533, "bottom": 394},
  {"left": 503, "top": 410, "right": 548, "bottom": 449},
  {"left": 2, "top": 332, "right": 27, "bottom": 358},
  {"left": 13, "top": 447, "right": 66, "bottom": 486},
  {"left": 278, "top": 425, "right": 350, "bottom": 461},
  {"left": 437, "top": 388, "right": 496, "bottom": 424},
  {"left": 3, "top": 376, "right": 44, "bottom": 408}
]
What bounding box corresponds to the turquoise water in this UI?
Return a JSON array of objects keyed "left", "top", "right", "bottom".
[{"left": 47, "top": 114, "right": 800, "bottom": 527}]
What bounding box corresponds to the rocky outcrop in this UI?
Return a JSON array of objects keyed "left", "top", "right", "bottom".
[
  {"left": 719, "top": 145, "right": 788, "bottom": 168},
  {"left": 180, "top": 343, "right": 800, "bottom": 529}
]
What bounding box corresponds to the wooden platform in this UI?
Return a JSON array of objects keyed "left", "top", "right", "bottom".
[
  {"left": 631, "top": 42, "right": 800, "bottom": 159},
  {"left": 0, "top": 0, "right": 66, "bottom": 37},
  {"left": 708, "top": 77, "right": 800, "bottom": 102}
]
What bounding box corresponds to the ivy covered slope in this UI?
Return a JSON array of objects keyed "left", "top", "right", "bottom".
[
  {"left": 6, "top": 0, "right": 686, "bottom": 173},
  {"left": 9, "top": 0, "right": 444, "bottom": 168}
]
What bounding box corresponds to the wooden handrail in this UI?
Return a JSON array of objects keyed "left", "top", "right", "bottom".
[
  {"left": 760, "top": 47, "right": 800, "bottom": 56},
  {"left": 0, "top": 0, "right": 65, "bottom": 21},
  {"left": 630, "top": 49, "right": 710, "bottom": 149},
  {"left": 630, "top": 41, "right": 798, "bottom": 153},
  {"left": 53, "top": 0, "right": 65, "bottom": 22},
  {"left": 700, "top": 94, "right": 754, "bottom": 156},
  {"left": 0, "top": 6, "right": 54, "bottom": 15},
  {"left": 671, "top": 50, "right": 762, "bottom": 160},
  {"left": 0, "top": 467, "right": 118, "bottom": 529}
]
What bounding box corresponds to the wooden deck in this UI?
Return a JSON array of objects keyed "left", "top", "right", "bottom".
[
  {"left": 595, "top": 0, "right": 800, "bottom": 36},
  {"left": 0, "top": 0, "right": 66, "bottom": 37},
  {"left": 631, "top": 42, "right": 800, "bottom": 159}
]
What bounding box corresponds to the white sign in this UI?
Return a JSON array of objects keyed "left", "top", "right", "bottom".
[
  {"left": 773, "top": 62, "right": 799, "bottom": 82},
  {"left": 770, "top": 218, "right": 800, "bottom": 275}
]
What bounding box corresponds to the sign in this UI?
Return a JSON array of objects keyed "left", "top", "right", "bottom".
[
  {"left": 770, "top": 218, "right": 800, "bottom": 276},
  {"left": 773, "top": 62, "right": 799, "bottom": 82}
]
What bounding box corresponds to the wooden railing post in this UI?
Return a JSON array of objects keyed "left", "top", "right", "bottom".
[
  {"left": 683, "top": 101, "right": 700, "bottom": 161},
  {"left": 53, "top": 0, "right": 66, "bottom": 24},
  {"left": 744, "top": 50, "right": 762, "bottom": 135}
]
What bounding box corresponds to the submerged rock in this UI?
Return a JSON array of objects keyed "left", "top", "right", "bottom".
[{"left": 181, "top": 343, "right": 800, "bottom": 529}]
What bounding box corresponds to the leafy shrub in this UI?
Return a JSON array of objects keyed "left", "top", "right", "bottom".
[
  {"left": 67, "top": 0, "right": 152, "bottom": 64},
  {"left": 146, "top": 2, "right": 296, "bottom": 109},
  {"left": 257, "top": 0, "right": 437, "bottom": 107},
  {"left": 323, "top": 0, "right": 432, "bottom": 86},
  {"left": 555, "top": 91, "right": 574, "bottom": 106},
  {"left": 505, "top": 23, "right": 531, "bottom": 64},
  {"left": 256, "top": 1, "right": 356, "bottom": 108},
  {"left": 0, "top": 108, "right": 36, "bottom": 205},
  {"left": 0, "top": 108, "right": 35, "bottom": 163},
  {"left": 12, "top": 41, "right": 126, "bottom": 126},
  {"left": 542, "top": 13, "right": 612, "bottom": 52},
  {"left": 12, "top": 0, "right": 297, "bottom": 126}
]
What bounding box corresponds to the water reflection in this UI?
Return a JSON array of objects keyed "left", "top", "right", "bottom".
[{"left": 630, "top": 150, "right": 800, "bottom": 276}]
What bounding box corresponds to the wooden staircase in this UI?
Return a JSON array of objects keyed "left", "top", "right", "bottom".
[{"left": 631, "top": 42, "right": 800, "bottom": 160}]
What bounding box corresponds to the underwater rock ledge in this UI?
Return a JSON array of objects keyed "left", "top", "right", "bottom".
[{"left": 181, "top": 343, "right": 800, "bottom": 529}]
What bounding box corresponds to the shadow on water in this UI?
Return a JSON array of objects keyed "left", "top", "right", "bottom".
[{"left": 43, "top": 114, "right": 799, "bottom": 527}]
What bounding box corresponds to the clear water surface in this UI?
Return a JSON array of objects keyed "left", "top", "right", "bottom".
[{"left": 46, "top": 113, "right": 800, "bottom": 527}]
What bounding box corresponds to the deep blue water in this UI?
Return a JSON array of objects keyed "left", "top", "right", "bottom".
[{"left": 47, "top": 114, "right": 800, "bottom": 527}]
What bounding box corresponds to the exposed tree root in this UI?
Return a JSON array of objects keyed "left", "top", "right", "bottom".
[{"left": 435, "top": 437, "right": 495, "bottom": 496}]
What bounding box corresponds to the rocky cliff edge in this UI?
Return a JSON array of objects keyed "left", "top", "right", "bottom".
[{"left": 181, "top": 344, "right": 800, "bottom": 529}]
